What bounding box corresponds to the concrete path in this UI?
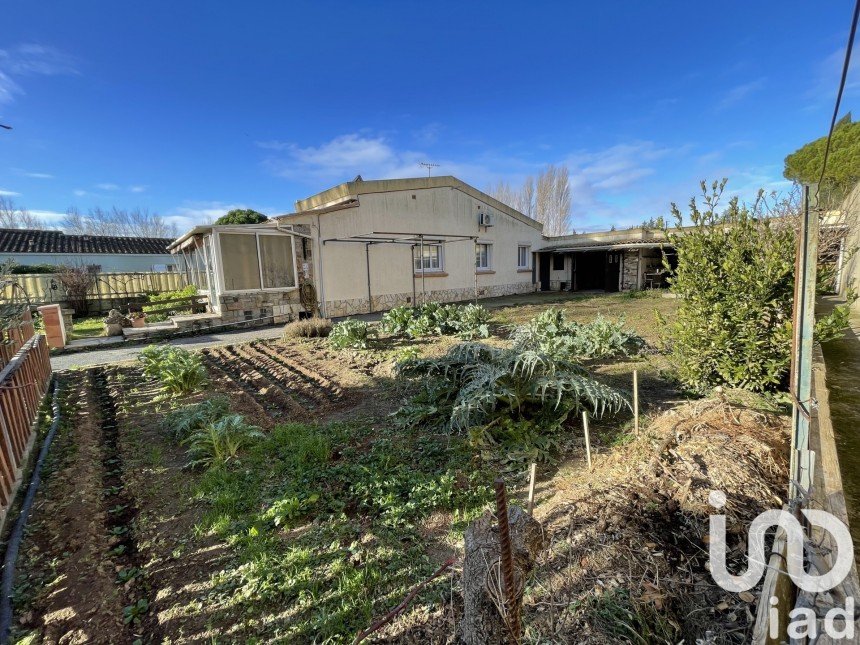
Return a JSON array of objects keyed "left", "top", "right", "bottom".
[{"left": 51, "top": 325, "right": 285, "bottom": 371}]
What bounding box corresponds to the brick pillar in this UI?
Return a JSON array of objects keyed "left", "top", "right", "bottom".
[{"left": 37, "top": 304, "right": 66, "bottom": 349}]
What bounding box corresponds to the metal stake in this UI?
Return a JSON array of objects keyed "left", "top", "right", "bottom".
[{"left": 494, "top": 478, "right": 520, "bottom": 642}]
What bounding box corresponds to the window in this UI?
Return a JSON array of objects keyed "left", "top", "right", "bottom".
[
  {"left": 259, "top": 235, "right": 296, "bottom": 288},
  {"left": 218, "top": 232, "right": 297, "bottom": 292},
  {"left": 517, "top": 245, "right": 530, "bottom": 269},
  {"left": 220, "top": 234, "right": 262, "bottom": 290},
  {"left": 414, "top": 244, "right": 443, "bottom": 272},
  {"left": 552, "top": 254, "right": 565, "bottom": 271},
  {"left": 475, "top": 243, "right": 492, "bottom": 270}
]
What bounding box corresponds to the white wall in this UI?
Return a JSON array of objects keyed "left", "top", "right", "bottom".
[{"left": 289, "top": 186, "right": 543, "bottom": 311}]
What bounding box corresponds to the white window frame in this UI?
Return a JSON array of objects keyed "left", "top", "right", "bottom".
[
  {"left": 475, "top": 242, "right": 493, "bottom": 270},
  {"left": 517, "top": 244, "right": 531, "bottom": 269},
  {"left": 414, "top": 243, "right": 444, "bottom": 273},
  {"left": 212, "top": 229, "right": 299, "bottom": 295}
]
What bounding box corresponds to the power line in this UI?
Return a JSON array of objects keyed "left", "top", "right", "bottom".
[{"left": 816, "top": 0, "right": 860, "bottom": 201}]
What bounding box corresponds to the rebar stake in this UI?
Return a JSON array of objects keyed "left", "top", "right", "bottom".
[{"left": 494, "top": 478, "right": 520, "bottom": 642}]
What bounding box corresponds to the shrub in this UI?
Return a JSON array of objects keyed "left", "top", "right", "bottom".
[
  {"left": 183, "top": 414, "right": 264, "bottom": 468},
  {"left": 143, "top": 284, "right": 197, "bottom": 322},
  {"left": 394, "top": 342, "right": 628, "bottom": 437},
  {"left": 143, "top": 284, "right": 198, "bottom": 322},
  {"left": 328, "top": 319, "right": 376, "bottom": 349},
  {"left": 662, "top": 180, "right": 852, "bottom": 393},
  {"left": 512, "top": 308, "right": 644, "bottom": 359},
  {"left": 282, "top": 317, "right": 333, "bottom": 340}
]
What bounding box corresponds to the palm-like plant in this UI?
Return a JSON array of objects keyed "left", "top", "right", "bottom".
[
  {"left": 183, "top": 414, "right": 264, "bottom": 468},
  {"left": 395, "top": 342, "right": 628, "bottom": 435}
]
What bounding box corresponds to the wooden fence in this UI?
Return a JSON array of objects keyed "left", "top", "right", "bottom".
[
  {"left": 0, "top": 332, "right": 52, "bottom": 528},
  {"left": 0, "top": 271, "right": 188, "bottom": 313}
]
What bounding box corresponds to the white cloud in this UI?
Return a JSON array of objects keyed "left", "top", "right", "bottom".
[
  {"left": 73, "top": 189, "right": 87, "bottom": 197},
  {"left": 28, "top": 209, "right": 66, "bottom": 226},
  {"left": 96, "top": 182, "right": 120, "bottom": 191},
  {"left": 261, "top": 132, "right": 499, "bottom": 186},
  {"left": 805, "top": 46, "right": 860, "bottom": 108},
  {"left": 716, "top": 78, "right": 765, "bottom": 110},
  {"left": 16, "top": 170, "right": 53, "bottom": 179},
  {"left": 167, "top": 201, "right": 283, "bottom": 231},
  {"left": 0, "top": 44, "right": 78, "bottom": 105},
  {"left": 129, "top": 185, "right": 146, "bottom": 193},
  {"left": 0, "top": 188, "right": 20, "bottom": 196}
]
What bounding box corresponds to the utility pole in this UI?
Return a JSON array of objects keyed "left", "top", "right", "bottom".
[{"left": 419, "top": 162, "right": 439, "bottom": 177}]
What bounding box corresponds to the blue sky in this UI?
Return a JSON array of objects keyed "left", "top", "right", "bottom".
[{"left": 1, "top": 1, "right": 858, "bottom": 233}]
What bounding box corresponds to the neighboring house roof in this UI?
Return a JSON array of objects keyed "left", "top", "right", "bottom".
[
  {"left": 279, "top": 175, "right": 544, "bottom": 232},
  {"left": 0, "top": 228, "right": 173, "bottom": 255}
]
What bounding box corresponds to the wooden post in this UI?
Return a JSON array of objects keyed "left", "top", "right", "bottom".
[
  {"left": 582, "top": 411, "right": 592, "bottom": 470},
  {"left": 526, "top": 462, "right": 537, "bottom": 517},
  {"left": 633, "top": 369, "right": 639, "bottom": 435}
]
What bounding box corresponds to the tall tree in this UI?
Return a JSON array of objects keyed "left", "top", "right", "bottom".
[
  {"left": 214, "top": 209, "right": 268, "bottom": 225},
  {"left": 61, "top": 207, "right": 178, "bottom": 238},
  {"left": 488, "top": 164, "right": 572, "bottom": 235},
  {"left": 0, "top": 197, "right": 45, "bottom": 229},
  {"left": 783, "top": 114, "right": 860, "bottom": 202}
]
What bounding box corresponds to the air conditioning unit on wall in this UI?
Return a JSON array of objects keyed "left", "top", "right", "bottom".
[{"left": 479, "top": 212, "right": 494, "bottom": 227}]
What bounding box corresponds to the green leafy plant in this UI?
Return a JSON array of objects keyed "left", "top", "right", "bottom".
[
  {"left": 162, "top": 396, "right": 230, "bottom": 441},
  {"left": 122, "top": 598, "right": 149, "bottom": 625},
  {"left": 328, "top": 319, "right": 377, "bottom": 349},
  {"left": 512, "top": 308, "right": 644, "bottom": 359},
  {"left": 183, "top": 414, "right": 264, "bottom": 468},
  {"left": 379, "top": 305, "right": 414, "bottom": 336},
  {"left": 143, "top": 284, "right": 198, "bottom": 322},
  {"left": 394, "top": 342, "right": 628, "bottom": 436},
  {"left": 380, "top": 302, "right": 491, "bottom": 339},
  {"left": 261, "top": 492, "right": 320, "bottom": 527},
  {"left": 138, "top": 345, "right": 207, "bottom": 394}
]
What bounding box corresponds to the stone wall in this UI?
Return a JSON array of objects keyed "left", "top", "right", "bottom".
[
  {"left": 621, "top": 250, "right": 640, "bottom": 291},
  {"left": 324, "top": 281, "right": 537, "bottom": 318}
]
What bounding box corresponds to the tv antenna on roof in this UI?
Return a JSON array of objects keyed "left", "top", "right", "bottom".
[{"left": 419, "top": 162, "right": 439, "bottom": 177}]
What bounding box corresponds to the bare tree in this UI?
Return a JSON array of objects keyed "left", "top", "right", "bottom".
[
  {"left": 55, "top": 264, "right": 97, "bottom": 314},
  {"left": 0, "top": 196, "right": 45, "bottom": 229},
  {"left": 488, "top": 164, "right": 572, "bottom": 235},
  {"left": 61, "top": 206, "right": 178, "bottom": 238}
]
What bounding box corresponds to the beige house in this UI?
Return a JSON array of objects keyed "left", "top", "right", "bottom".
[
  {"left": 168, "top": 175, "right": 682, "bottom": 327},
  {"left": 277, "top": 176, "right": 544, "bottom": 317}
]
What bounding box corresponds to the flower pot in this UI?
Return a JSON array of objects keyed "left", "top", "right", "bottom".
[{"left": 131, "top": 317, "right": 146, "bottom": 328}]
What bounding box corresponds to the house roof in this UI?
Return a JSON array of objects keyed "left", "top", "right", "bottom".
[
  {"left": 281, "top": 175, "right": 544, "bottom": 232},
  {"left": 0, "top": 228, "right": 173, "bottom": 255}
]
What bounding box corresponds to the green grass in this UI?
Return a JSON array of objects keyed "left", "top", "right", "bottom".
[
  {"left": 183, "top": 417, "right": 494, "bottom": 642},
  {"left": 70, "top": 315, "right": 105, "bottom": 339}
]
